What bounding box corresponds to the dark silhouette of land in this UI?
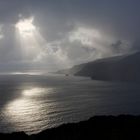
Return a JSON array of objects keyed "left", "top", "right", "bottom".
[
  {"left": 1, "top": 115, "right": 140, "bottom": 140},
  {"left": 57, "top": 52, "right": 140, "bottom": 82}
]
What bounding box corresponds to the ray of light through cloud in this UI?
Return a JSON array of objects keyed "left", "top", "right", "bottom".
[
  {"left": 15, "top": 16, "right": 45, "bottom": 61},
  {"left": 0, "top": 0, "right": 137, "bottom": 72},
  {"left": 0, "top": 25, "right": 4, "bottom": 39},
  {"left": 14, "top": 16, "right": 72, "bottom": 72}
]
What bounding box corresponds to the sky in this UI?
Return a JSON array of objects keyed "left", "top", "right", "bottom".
[{"left": 0, "top": 0, "right": 140, "bottom": 72}]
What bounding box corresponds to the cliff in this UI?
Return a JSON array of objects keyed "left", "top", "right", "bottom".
[{"left": 57, "top": 52, "right": 140, "bottom": 82}]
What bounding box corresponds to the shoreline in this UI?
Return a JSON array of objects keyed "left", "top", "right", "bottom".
[{"left": 1, "top": 115, "right": 140, "bottom": 140}]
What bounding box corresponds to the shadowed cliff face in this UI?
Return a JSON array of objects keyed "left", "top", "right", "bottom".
[
  {"left": 1, "top": 115, "right": 140, "bottom": 140},
  {"left": 57, "top": 52, "right": 140, "bottom": 82}
]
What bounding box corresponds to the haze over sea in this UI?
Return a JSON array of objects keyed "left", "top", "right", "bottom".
[{"left": 0, "top": 74, "right": 140, "bottom": 134}]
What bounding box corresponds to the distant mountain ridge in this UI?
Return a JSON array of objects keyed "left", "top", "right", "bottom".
[{"left": 57, "top": 52, "right": 140, "bottom": 82}]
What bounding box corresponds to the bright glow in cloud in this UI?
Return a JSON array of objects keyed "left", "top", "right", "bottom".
[
  {"left": 69, "top": 27, "right": 101, "bottom": 46},
  {"left": 15, "top": 16, "right": 46, "bottom": 62},
  {"left": 14, "top": 16, "right": 72, "bottom": 71},
  {"left": 0, "top": 0, "right": 138, "bottom": 73},
  {"left": 0, "top": 34, "right": 4, "bottom": 39},
  {"left": 15, "top": 17, "right": 36, "bottom": 37},
  {"left": 68, "top": 26, "right": 112, "bottom": 56},
  {"left": 67, "top": 26, "right": 131, "bottom": 61},
  {"left": 13, "top": 18, "right": 131, "bottom": 72}
]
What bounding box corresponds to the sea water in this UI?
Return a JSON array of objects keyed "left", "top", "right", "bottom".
[{"left": 0, "top": 74, "right": 140, "bottom": 134}]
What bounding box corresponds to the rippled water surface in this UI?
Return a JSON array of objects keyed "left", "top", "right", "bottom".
[{"left": 0, "top": 74, "right": 140, "bottom": 134}]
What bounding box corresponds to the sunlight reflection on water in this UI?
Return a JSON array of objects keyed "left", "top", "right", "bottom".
[
  {"left": 1, "top": 75, "right": 140, "bottom": 134},
  {"left": 22, "top": 87, "right": 52, "bottom": 97},
  {"left": 3, "top": 87, "right": 54, "bottom": 133}
]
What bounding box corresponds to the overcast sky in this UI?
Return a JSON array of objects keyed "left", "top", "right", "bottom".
[{"left": 0, "top": 0, "right": 140, "bottom": 72}]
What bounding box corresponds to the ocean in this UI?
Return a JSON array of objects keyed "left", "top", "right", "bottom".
[{"left": 0, "top": 74, "right": 140, "bottom": 134}]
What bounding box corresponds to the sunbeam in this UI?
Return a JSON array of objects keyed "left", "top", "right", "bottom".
[{"left": 15, "top": 16, "right": 46, "bottom": 65}]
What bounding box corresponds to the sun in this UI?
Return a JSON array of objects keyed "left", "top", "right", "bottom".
[{"left": 15, "top": 17, "right": 36, "bottom": 36}]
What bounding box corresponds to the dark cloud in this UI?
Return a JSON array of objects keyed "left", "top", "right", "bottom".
[{"left": 0, "top": 0, "right": 140, "bottom": 71}]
